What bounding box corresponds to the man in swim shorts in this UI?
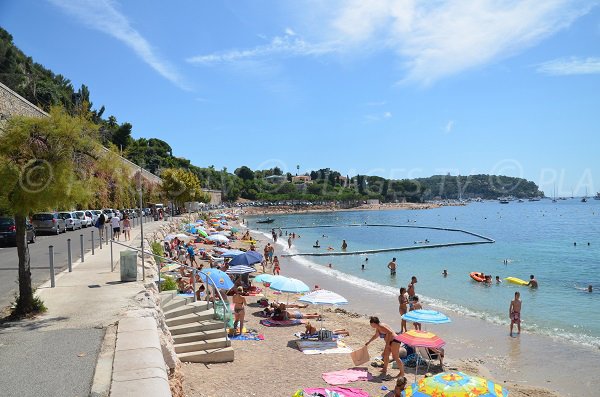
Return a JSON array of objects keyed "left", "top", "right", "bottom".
[
  {"left": 388, "top": 258, "right": 397, "bottom": 276},
  {"left": 509, "top": 291, "right": 521, "bottom": 336}
]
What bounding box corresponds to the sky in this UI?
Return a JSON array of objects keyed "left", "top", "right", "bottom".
[{"left": 1, "top": 0, "right": 600, "bottom": 196}]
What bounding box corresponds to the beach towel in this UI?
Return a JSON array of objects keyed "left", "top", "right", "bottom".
[
  {"left": 260, "top": 319, "right": 303, "bottom": 327},
  {"left": 350, "top": 345, "right": 370, "bottom": 366},
  {"left": 228, "top": 332, "right": 264, "bottom": 341},
  {"left": 302, "top": 387, "right": 369, "bottom": 397},
  {"left": 322, "top": 368, "right": 372, "bottom": 385},
  {"left": 296, "top": 340, "right": 353, "bottom": 355}
]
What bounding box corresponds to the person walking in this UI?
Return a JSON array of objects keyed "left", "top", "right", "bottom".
[
  {"left": 122, "top": 215, "right": 131, "bottom": 241},
  {"left": 111, "top": 213, "right": 121, "bottom": 241},
  {"left": 97, "top": 212, "right": 106, "bottom": 240},
  {"left": 509, "top": 291, "right": 522, "bottom": 336}
]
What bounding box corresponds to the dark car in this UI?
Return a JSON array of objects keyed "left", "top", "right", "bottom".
[{"left": 0, "top": 217, "right": 36, "bottom": 246}]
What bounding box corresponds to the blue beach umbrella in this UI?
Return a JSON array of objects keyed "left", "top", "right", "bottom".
[
  {"left": 402, "top": 309, "right": 451, "bottom": 325},
  {"left": 228, "top": 250, "right": 263, "bottom": 266},
  {"left": 254, "top": 273, "right": 279, "bottom": 283},
  {"left": 221, "top": 249, "right": 246, "bottom": 258},
  {"left": 199, "top": 268, "right": 234, "bottom": 290},
  {"left": 269, "top": 277, "right": 310, "bottom": 293}
]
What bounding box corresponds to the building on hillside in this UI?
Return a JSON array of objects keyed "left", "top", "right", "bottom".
[
  {"left": 366, "top": 199, "right": 380, "bottom": 205},
  {"left": 292, "top": 175, "right": 311, "bottom": 184},
  {"left": 338, "top": 176, "right": 348, "bottom": 186},
  {"left": 264, "top": 175, "right": 287, "bottom": 185}
]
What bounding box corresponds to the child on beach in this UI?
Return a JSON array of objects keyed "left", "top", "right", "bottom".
[
  {"left": 509, "top": 291, "right": 522, "bottom": 336},
  {"left": 411, "top": 296, "right": 423, "bottom": 330}
]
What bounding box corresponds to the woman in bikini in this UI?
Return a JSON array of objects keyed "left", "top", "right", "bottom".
[
  {"left": 232, "top": 286, "right": 247, "bottom": 335},
  {"left": 365, "top": 316, "right": 405, "bottom": 380},
  {"left": 398, "top": 287, "right": 409, "bottom": 333},
  {"left": 273, "top": 258, "right": 281, "bottom": 275}
]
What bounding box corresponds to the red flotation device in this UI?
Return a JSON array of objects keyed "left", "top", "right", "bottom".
[{"left": 470, "top": 272, "right": 486, "bottom": 282}]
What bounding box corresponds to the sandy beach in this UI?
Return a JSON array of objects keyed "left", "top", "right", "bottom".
[{"left": 178, "top": 216, "right": 597, "bottom": 397}]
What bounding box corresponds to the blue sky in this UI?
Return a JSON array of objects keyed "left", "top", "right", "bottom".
[{"left": 2, "top": 0, "right": 600, "bottom": 196}]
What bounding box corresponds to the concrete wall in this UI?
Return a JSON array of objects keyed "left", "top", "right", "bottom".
[
  {"left": 205, "top": 189, "right": 223, "bottom": 205},
  {"left": 0, "top": 82, "right": 161, "bottom": 185}
]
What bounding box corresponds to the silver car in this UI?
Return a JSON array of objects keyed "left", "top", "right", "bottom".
[
  {"left": 31, "top": 212, "right": 66, "bottom": 235},
  {"left": 102, "top": 209, "right": 115, "bottom": 220},
  {"left": 74, "top": 211, "right": 92, "bottom": 227},
  {"left": 59, "top": 212, "right": 83, "bottom": 231},
  {"left": 85, "top": 210, "right": 97, "bottom": 226}
]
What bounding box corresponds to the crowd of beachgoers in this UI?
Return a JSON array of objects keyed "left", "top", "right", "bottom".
[{"left": 157, "top": 211, "right": 560, "bottom": 397}]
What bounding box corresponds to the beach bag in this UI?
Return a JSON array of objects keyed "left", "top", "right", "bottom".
[
  {"left": 318, "top": 329, "right": 333, "bottom": 341},
  {"left": 350, "top": 345, "right": 370, "bottom": 366}
]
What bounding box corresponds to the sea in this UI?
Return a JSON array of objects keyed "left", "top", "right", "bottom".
[{"left": 248, "top": 199, "right": 600, "bottom": 350}]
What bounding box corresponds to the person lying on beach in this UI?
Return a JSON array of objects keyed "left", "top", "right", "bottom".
[
  {"left": 365, "top": 316, "right": 405, "bottom": 379},
  {"left": 270, "top": 301, "right": 308, "bottom": 309},
  {"left": 303, "top": 322, "right": 350, "bottom": 337},
  {"left": 263, "top": 304, "right": 321, "bottom": 320}
]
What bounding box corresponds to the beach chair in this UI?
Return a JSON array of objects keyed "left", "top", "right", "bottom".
[{"left": 416, "top": 347, "right": 443, "bottom": 374}]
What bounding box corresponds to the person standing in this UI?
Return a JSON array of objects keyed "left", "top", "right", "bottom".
[
  {"left": 287, "top": 235, "right": 292, "bottom": 249},
  {"left": 122, "top": 215, "right": 131, "bottom": 241},
  {"left": 232, "top": 286, "right": 247, "bottom": 336},
  {"left": 187, "top": 243, "right": 197, "bottom": 266},
  {"left": 388, "top": 258, "right": 397, "bottom": 276},
  {"left": 341, "top": 240, "right": 348, "bottom": 250},
  {"left": 273, "top": 257, "right": 281, "bottom": 275},
  {"left": 509, "top": 291, "right": 522, "bottom": 336},
  {"left": 268, "top": 244, "right": 275, "bottom": 264},
  {"left": 407, "top": 276, "right": 417, "bottom": 304},
  {"left": 97, "top": 212, "right": 106, "bottom": 240},
  {"left": 364, "top": 316, "right": 405, "bottom": 380},
  {"left": 398, "top": 287, "right": 409, "bottom": 333},
  {"left": 527, "top": 275, "right": 538, "bottom": 288},
  {"left": 111, "top": 213, "right": 121, "bottom": 241},
  {"left": 411, "top": 296, "right": 423, "bottom": 330}
]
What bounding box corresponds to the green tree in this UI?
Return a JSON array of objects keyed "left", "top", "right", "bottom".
[
  {"left": 0, "top": 107, "right": 99, "bottom": 315},
  {"left": 160, "top": 168, "right": 206, "bottom": 207}
]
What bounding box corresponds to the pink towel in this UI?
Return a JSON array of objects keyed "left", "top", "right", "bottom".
[
  {"left": 303, "top": 387, "right": 369, "bottom": 397},
  {"left": 322, "top": 368, "right": 372, "bottom": 385}
]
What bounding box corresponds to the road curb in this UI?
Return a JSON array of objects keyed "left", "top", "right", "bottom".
[{"left": 90, "top": 324, "right": 117, "bottom": 397}]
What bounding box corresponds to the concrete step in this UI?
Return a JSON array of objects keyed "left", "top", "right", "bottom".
[
  {"left": 177, "top": 346, "right": 234, "bottom": 363},
  {"left": 172, "top": 328, "right": 227, "bottom": 344},
  {"left": 168, "top": 320, "right": 225, "bottom": 336},
  {"left": 174, "top": 337, "right": 230, "bottom": 354},
  {"left": 161, "top": 296, "right": 194, "bottom": 313},
  {"left": 164, "top": 301, "right": 211, "bottom": 320},
  {"left": 165, "top": 310, "right": 215, "bottom": 328},
  {"left": 159, "top": 291, "right": 176, "bottom": 307}
]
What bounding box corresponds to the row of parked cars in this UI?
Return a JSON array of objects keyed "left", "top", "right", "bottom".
[{"left": 0, "top": 208, "right": 143, "bottom": 246}]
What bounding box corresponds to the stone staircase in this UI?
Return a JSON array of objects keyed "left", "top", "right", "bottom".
[{"left": 159, "top": 291, "right": 234, "bottom": 363}]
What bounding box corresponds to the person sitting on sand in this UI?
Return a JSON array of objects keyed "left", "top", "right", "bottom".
[{"left": 365, "top": 316, "right": 405, "bottom": 380}]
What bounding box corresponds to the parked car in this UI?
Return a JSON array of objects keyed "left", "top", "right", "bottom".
[
  {"left": 85, "top": 210, "right": 98, "bottom": 226},
  {"left": 31, "top": 212, "right": 66, "bottom": 235},
  {"left": 59, "top": 212, "right": 83, "bottom": 231},
  {"left": 74, "top": 211, "right": 92, "bottom": 227},
  {"left": 102, "top": 209, "right": 115, "bottom": 220},
  {"left": 0, "top": 217, "right": 36, "bottom": 245}
]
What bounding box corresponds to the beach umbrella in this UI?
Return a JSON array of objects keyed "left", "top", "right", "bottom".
[
  {"left": 254, "top": 273, "right": 279, "bottom": 283},
  {"left": 164, "top": 234, "right": 177, "bottom": 242},
  {"left": 228, "top": 250, "right": 263, "bottom": 266},
  {"left": 225, "top": 265, "right": 256, "bottom": 275},
  {"left": 299, "top": 289, "right": 348, "bottom": 331},
  {"left": 402, "top": 310, "right": 451, "bottom": 325},
  {"left": 395, "top": 330, "right": 445, "bottom": 349},
  {"left": 199, "top": 268, "right": 234, "bottom": 290},
  {"left": 395, "top": 330, "right": 446, "bottom": 381},
  {"left": 404, "top": 371, "right": 508, "bottom": 397},
  {"left": 175, "top": 233, "right": 194, "bottom": 242},
  {"left": 221, "top": 249, "right": 245, "bottom": 258},
  {"left": 207, "top": 234, "right": 229, "bottom": 243},
  {"left": 269, "top": 277, "right": 310, "bottom": 304},
  {"left": 197, "top": 229, "right": 208, "bottom": 238}
]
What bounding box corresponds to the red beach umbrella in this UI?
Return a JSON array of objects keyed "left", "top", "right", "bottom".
[{"left": 394, "top": 330, "right": 445, "bottom": 349}]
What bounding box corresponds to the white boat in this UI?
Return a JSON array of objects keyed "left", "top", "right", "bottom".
[{"left": 594, "top": 192, "right": 600, "bottom": 200}]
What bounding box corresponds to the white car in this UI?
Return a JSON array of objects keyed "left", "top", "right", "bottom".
[
  {"left": 60, "top": 212, "right": 83, "bottom": 231},
  {"left": 74, "top": 211, "right": 92, "bottom": 227},
  {"left": 85, "top": 210, "right": 98, "bottom": 226}
]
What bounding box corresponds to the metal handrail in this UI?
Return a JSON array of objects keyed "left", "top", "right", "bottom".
[{"left": 109, "top": 238, "right": 232, "bottom": 334}]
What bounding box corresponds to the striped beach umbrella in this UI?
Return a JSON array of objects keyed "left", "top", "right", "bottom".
[
  {"left": 394, "top": 330, "right": 445, "bottom": 349},
  {"left": 402, "top": 310, "right": 451, "bottom": 324},
  {"left": 404, "top": 371, "right": 509, "bottom": 397},
  {"left": 225, "top": 265, "right": 256, "bottom": 275}
]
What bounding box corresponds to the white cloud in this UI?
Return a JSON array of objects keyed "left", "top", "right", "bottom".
[
  {"left": 329, "top": 0, "right": 596, "bottom": 85},
  {"left": 536, "top": 57, "right": 600, "bottom": 75},
  {"left": 285, "top": 27, "right": 297, "bottom": 36},
  {"left": 445, "top": 120, "right": 455, "bottom": 133},
  {"left": 49, "top": 0, "right": 188, "bottom": 90},
  {"left": 365, "top": 111, "right": 392, "bottom": 122},
  {"left": 187, "top": 31, "right": 338, "bottom": 65},
  {"left": 383, "top": 111, "right": 392, "bottom": 118}
]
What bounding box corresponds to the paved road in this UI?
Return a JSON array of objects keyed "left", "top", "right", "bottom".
[{"left": 0, "top": 217, "right": 148, "bottom": 311}]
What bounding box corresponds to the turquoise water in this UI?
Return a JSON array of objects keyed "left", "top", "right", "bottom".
[{"left": 249, "top": 200, "right": 600, "bottom": 348}]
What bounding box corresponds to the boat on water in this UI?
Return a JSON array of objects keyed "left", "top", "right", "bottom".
[
  {"left": 582, "top": 188, "right": 589, "bottom": 203},
  {"left": 256, "top": 218, "right": 274, "bottom": 224},
  {"left": 528, "top": 196, "right": 541, "bottom": 202},
  {"left": 594, "top": 192, "right": 600, "bottom": 200},
  {"left": 499, "top": 199, "right": 510, "bottom": 204}
]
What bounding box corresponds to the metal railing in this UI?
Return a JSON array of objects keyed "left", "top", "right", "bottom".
[{"left": 108, "top": 238, "right": 232, "bottom": 334}]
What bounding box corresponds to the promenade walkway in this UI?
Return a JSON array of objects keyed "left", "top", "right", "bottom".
[{"left": 0, "top": 217, "right": 167, "bottom": 397}]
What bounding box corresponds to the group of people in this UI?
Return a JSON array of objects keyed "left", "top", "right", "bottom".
[{"left": 95, "top": 212, "right": 132, "bottom": 241}]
